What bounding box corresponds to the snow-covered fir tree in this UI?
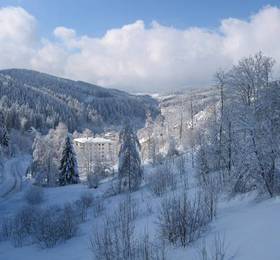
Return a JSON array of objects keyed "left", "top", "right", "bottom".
[
  {"left": 0, "top": 111, "right": 9, "bottom": 148},
  {"left": 59, "top": 135, "right": 79, "bottom": 186},
  {"left": 118, "top": 121, "right": 142, "bottom": 192}
]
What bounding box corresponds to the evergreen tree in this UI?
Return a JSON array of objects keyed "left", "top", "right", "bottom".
[
  {"left": 59, "top": 135, "right": 79, "bottom": 186},
  {"left": 1, "top": 131, "right": 9, "bottom": 147},
  {"left": 0, "top": 111, "right": 9, "bottom": 147},
  {"left": 118, "top": 121, "right": 142, "bottom": 192}
]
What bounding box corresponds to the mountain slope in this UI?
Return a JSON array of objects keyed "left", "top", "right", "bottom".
[{"left": 0, "top": 69, "right": 159, "bottom": 132}]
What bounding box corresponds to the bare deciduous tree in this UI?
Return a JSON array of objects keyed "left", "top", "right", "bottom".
[{"left": 158, "top": 190, "right": 211, "bottom": 247}]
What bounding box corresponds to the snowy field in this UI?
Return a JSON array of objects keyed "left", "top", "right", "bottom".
[{"left": 1, "top": 156, "right": 280, "bottom": 260}]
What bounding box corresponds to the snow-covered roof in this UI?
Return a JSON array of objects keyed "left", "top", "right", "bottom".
[
  {"left": 139, "top": 137, "right": 148, "bottom": 144},
  {"left": 74, "top": 137, "right": 113, "bottom": 144}
]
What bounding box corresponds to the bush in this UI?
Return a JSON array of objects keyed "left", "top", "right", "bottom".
[
  {"left": 24, "top": 186, "right": 44, "bottom": 205},
  {"left": 201, "top": 175, "right": 219, "bottom": 221},
  {"left": 148, "top": 162, "right": 177, "bottom": 197},
  {"left": 87, "top": 172, "right": 99, "bottom": 189},
  {"left": 1, "top": 203, "right": 79, "bottom": 248},
  {"left": 90, "top": 197, "right": 138, "bottom": 260},
  {"left": 32, "top": 205, "right": 62, "bottom": 248},
  {"left": 118, "top": 195, "right": 139, "bottom": 222},
  {"left": 0, "top": 206, "right": 39, "bottom": 247},
  {"left": 91, "top": 215, "right": 135, "bottom": 260},
  {"left": 104, "top": 179, "right": 120, "bottom": 197},
  {"left": 59, "top": 203, "right": 79, "bottom": 240},
  {"left": 33, "top": 205, "right": 78, "bottom": 248},
  {"left": 74, "top": 192, "right": 94, "bottom": 222},
  {"left": 11, "top": 206, "right": 39, "bottom": 247},
  {"left": 91, "top": 202, "right": 165, "bottom": 260},
  {"left": 145, "top": 200, "right": 154, "bottom": 216},
  {"left": 197, "top": 233, "right": 233, "bottom": 260},
  {"left": 92, "top": 196, "right": 104, "bottom": 217},
  {"left": 134, "top": 232, "right": 167, "bottom": 260},
  {"left": 158, "top": 191, "right": 211, "bottom": 247},
  {"left": 0, "top": 217, "right": 13, "bottom": 241},
  {"left": 176, "top": 155, "right": 189, "bottom": 186},
  {"left": 80, "top": 192, "right": 94, "bottom": 208}
]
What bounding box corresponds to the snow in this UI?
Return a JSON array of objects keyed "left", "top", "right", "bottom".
[
  {"left": 0, "top": 231, "right": 92, "bottom": 260},
  {"left": 1, "top": 157, "right": 280, "bottom": 259},
  {"left": 213, "top": 196, "right": 280, "bottom": 260},
  {"left": 170, "top": 193, "right": 280, "bottom": 259},
  {"left": 0, "top": 155, "right": 31, "bottom": 199},
  {"left": 74, "top": 137, "right": 112, "bottom": 144}
]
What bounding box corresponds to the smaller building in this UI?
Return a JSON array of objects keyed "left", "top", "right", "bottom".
[{"left": 74, "top": 137, "right": 117, "bottom": 179}]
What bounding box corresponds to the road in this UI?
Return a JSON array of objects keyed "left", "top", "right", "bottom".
[{"left": 0, "top": 156, "right": 31, "bottom": 198}]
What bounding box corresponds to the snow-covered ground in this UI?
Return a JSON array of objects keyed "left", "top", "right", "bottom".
[
  {"left": 171, "top": 193, "right": 280, "bottom": 259},
  {"left": 0, "top": 155, "right": 31, "bottom": 199},
  {"left": 1, "top": 157, "right": 280, "bottom": 260}
]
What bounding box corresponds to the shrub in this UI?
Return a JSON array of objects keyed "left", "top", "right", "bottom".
[
  {"left": 32, "top": 205, "right": 62, "bottom": 248},
  {"left": 118, "top": 195, "right": 139, "bottom": 222},
  {"left": 0, "top": 217, "right": 13, "bottom": 241},
  {"left": 90, "top": 196, "right": 139, "bottom": 260},
  {"left": 32, "top": 204, "right": 78, "bottom": 248},
  {"left": 148, "top": 163, "right": 177, "bottom": 197},
  {"left": 134, "top": 232, "right": 167, "bottom": 260},
  {"left": 91, "top": 203, "right": 165, "bottom": 260},
  {"left": 87, "top": 172, "right": 99, "bottom": 189},
  {"left": 103, "top": 179, "right": 120, "bottom": 197},
  {"left": 90, "top": 211, "right": 135, "bottom": 260},
  {"left": 201, "top": 175, "right": 219, "bottom": 221},
  {"left": 158, "top": 192, "right": 210, "bottom": 247},
  {"left": 197, "top": 234, "right": 233, "bottom": 260},
  {"left": 80, "top": 192, "right": 94, "bottom": 208},
  {"left": 1, "top": 202, "right": 79, "bottom": 248},
  {"left": 58, "top": 203, "right": 79, "bottom": 240},
  {"left": 92, "top": 196, "right": 104, "bottom": 217},
  {"left": 9, "top": 206, "right": 38, "bottom": 247},
  {"left": 24, "top": 186, "right": 44, "bottom": 205},
  {"left": 145, "top": 200, "right": 154, "bottom": 216},
  {"left": 74, "top": 192, "right": 94, "bottom": 222}
]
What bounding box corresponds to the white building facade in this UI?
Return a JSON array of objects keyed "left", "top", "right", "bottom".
[{"left": 74, "top": 137, "right": 117, "bottom": 179}]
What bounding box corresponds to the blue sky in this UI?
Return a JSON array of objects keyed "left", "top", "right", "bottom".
[
  {"left": 1, "top": 0, "right": 279, "bottom": 38},
  {"left": 1, "top": 1, "right": 280, "bottom": 92}
]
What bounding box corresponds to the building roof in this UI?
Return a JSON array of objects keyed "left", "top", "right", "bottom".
[{"left": 74, "top": 137, "right": 113, "bottom": 144}]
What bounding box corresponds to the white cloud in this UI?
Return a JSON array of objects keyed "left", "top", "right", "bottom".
[
  {"left": 53, "top": 26, "right": 76, "bottom": 46},
  {"left": 31, "top": 41, "right": 68, "bottom": 75},
  {"left": 1, "top": 5, "right": 280, "bottom": 92},
  {"left": 0, "top": 6, "right": 37, "bottom": 69}
]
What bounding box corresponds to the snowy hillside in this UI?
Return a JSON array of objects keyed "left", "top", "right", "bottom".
[
  {"left": 0, "top": 69, "right": 159, "bottom": 132},
  {"left": 1, "top": 155, "right": 280, "bottom": 260}
]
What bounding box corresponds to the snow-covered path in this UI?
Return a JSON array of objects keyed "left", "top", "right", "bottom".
[{"left": 0, "top": 156, "right": 31, "bottom": 198}]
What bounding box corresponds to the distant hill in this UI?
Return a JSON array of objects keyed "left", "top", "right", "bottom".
[{"left": 0, "top": 69, "right": 159, "bottom": 132}]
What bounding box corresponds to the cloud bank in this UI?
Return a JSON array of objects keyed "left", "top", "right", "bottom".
[{"left": 1, "top": 5, "right": 280, "bottom": 92}]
